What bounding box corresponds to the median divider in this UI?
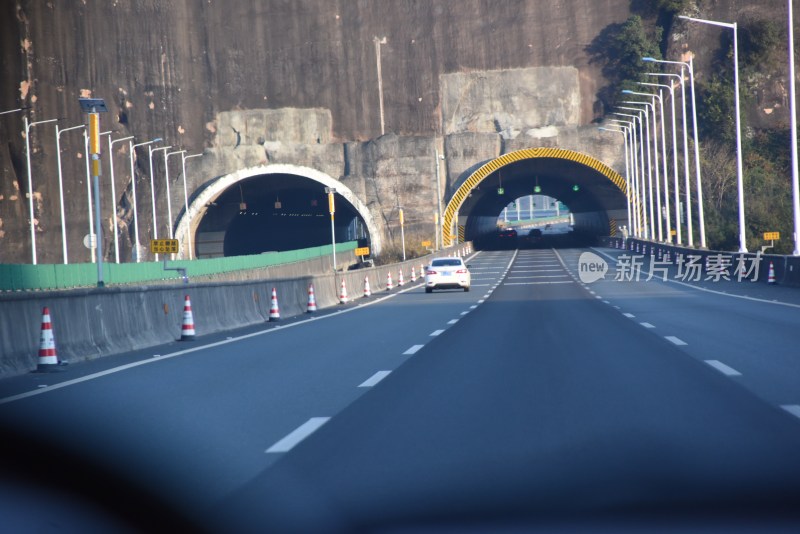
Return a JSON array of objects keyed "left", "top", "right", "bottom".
[{"left": 0, "top": 244, "right": 471, "bottom": 379}]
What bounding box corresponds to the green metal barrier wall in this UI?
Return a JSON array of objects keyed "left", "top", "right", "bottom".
[{"left": 0, "top": 241, "right": 358, "bottom": 291}]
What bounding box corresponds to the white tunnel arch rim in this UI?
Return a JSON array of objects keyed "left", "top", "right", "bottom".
[
  {"left": 441, "top": 147, "right": 627, "bottom": 246},
  {"left": 174, "top": 163, "right": 382, "bottom": 259}
]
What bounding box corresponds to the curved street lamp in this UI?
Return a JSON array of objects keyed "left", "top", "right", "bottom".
[
  {"left": 620, "top": 104, "right": 655, "bottom": 240},
  {"left": 623, "top": 91, "right": 664, "bottom": 241},
  {"left": 599, "top": 125, "right": 634, "bottom": 235},
  {"left": 614, "top": 111, "right": 647, "bottom": 237},
  {"left": 24, "top": 116, "right": 59, "bottom": 264},
  {"left": 109, "top": 135, "right": 135, "bottom": 263},
  {"left": 55, "top": 123, "right": 85, "bottom": 263},
  {"left": 644, "top": 55, "right": 707, "bottom": 249},
  {"left": 677, "top": 16, "right": 743, "bottom": 251},
  {"left": 130, "top": 138, "right": 163, "bottom": 262}
]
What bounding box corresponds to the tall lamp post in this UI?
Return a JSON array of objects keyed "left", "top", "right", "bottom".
[
  {"left": 325, "top": 187, "right": 337, "bottom": 272},
  {"left": 642, "top": 79, "right": 680, "bottom": 244},
  {"left": 614, "top": 112, "right": 647, "bottom": 237},
  {"left": 83, "top": 129, "right": 113, "bottom": 264},
  {"left": 623, "top": 91, "right": 664, "bottom": 241},
  {"left": 165, "top": 150, "right": 186, "bottom": 242},
  {"left": 599, "top": 125, "right": 634, "bottom": 234},
  {"left": 790, "top": 0, "right": 800, "bottom": 256},
  {"left": 677, "top": 16, "right": 742, "bottom": 251},
  {"left": 181, "top": 152, "right": 202, "bottom": 259},
  {"left": 108, "top": 135, "right": 134, "bottom": 263},
  {"left": 647, "top": 71, "right": 691, "bottom": 245},
  {"left": 148, "top": 144, "right": 172, "bottom": 260},
  {"left": 608, "top": 120, "right": 638, "bottom": 236},
  {"left": 24, "top": 116, "right": 59, "bottom": 264},
  {"left": 620, "top": 105, "right": 654, "bottom": 239},
  {"left": 130, "top": 138, "right": 163, "bottom": 262},
  {"left": 643, "top": 58, "right": 700, "bottom": 247},
  {"left": 55, "top": 123, "right": 85, "bottom": 263},
  {"left": 79, "top": 98, "right": 109, "bottom": 286}
]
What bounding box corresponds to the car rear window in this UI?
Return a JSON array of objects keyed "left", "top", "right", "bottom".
[{"left": 431, "top": 259, "right": 462, "bottom": 267}]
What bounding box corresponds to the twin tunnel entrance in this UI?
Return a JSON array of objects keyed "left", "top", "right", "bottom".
[{"left": 176, "top": 149, "right": 627, "bottom": 259}]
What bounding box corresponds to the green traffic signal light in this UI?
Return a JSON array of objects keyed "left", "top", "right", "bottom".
[
  {"left": 572, "top": 184, "right": 580, "bottom": 192},
  {"left": 534, "top": 185, "right": 541, "bottom": 193}
]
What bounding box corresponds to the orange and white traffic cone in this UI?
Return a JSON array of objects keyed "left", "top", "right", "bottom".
[
  {"left": 363, "top": 276, "right": 372, "bottom": 297},
  {"left": 768, "top": 261, "right": 776, "bottom": 284},
  {"left": 269, "top": 288, "right": 281, "bottom": 321},
  {"left": 386, "top": 271, "right": 394, "bottom": 290},
  {"left": 180, "top": 295, "right": 196, "bottom": 340},
  {"left": 307, "top": 284, "right": 318, "bottom": 313},
  {"left": 411, "top": 266, "right": 417, "bottom": 282},
  {"left": 398, "top": 268, "right": 405, "bottom": 286},
  {"left": 36, "top": 307, "right": 61, "bottom": 372},
  {"left": 339, "top": 279, "right": 349, "bottom": 303}
]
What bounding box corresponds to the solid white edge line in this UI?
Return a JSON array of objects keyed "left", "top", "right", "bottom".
[
  {"left": 591, "top": 247, "right": 800, "bottom": 310},
  {"left": 358, "top": 370, "right": 392, "bottom": 388},
  {"left": 704, "top": 359, "right": 742, "bottom": 376},
  {"left": 265, "top": 417, "right": 330, "bottom": 453},
  {"left": 403, "top": 344, "right": 424, "bottom": 355}
]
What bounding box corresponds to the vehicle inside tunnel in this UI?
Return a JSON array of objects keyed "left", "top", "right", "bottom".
[
  {"left": 194, "top": 173, "right": 368, "bottom": 258},
  {"left": 445, "top": 149, "right": 628, "bottom": 249}
]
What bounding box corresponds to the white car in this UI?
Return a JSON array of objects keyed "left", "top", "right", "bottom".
[{"left": 424, "top": 257, "right": 471, "bottom": 293}]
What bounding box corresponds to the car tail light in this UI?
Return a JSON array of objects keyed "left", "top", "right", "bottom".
[
  {"left": 456, "top": 268, "right": 467, "bottom": 274},
  {"left": 426, "top": 270, "right": 437, "bottom": 275}
]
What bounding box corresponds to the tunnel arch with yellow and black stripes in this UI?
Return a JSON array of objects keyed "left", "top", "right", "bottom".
[{"left": 442, "top": 147, "right": 629, "bottom": 246}]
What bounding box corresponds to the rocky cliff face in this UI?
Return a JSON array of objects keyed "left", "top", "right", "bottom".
[{"left": 1, "top": 0, "right": 789, "bottom": 263}]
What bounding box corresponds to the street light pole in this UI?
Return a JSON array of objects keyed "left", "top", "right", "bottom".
[
  {"left": 643, "top": 58, "right": 697, "bottom": 247},
  {"left": 434, "top": 148, "right": 444, "bottom": 251},
  {"left": 647, "top": 73, "right": 687, "bottom": 245},
  {"left": 398, "top": 206, "right": 406, "bottom": 261},
  {"left": 790, "top": 0, "right": 800, "bottom": 256},
  {"left": 325, "top": 187, "right": 337, "bottom": 272},
  {"left": 166, "top": 150, "right": 186, "bottom": 243},
  {"left": 181, "top": 153, "right": 202, "bottom": 259},
  {"left": 620, "top": 105, "right": 654, "bottom": 239},
  {"left": 24, "top": 116, "right": 59, "bottom": 264},
  {"left": 641, "top": 80, "right": 679, "bottom": 243},
  {"left": 148, "top": 144, "right": 172, "bottom": 260},
  {"left": 613, "top": 113, "right": 645, "bottom": 237},
  {"left": 676, "top": 17, "right": 744, "bottom": 251},
  {"left": 608, "top": 120, "right": 637, "bottom": 235},
  {"left": 130, "top": 138, "right": 163, "bottom": 262},
  {"left": 108, "top": 135, "right": 134, "bottom": 263},
  {"left": 600, "top": 126, "right": 633, "bottom": 234},
  {"left": 55, "top": 123, "right": 85, "bottom": 264},
  {"left": 623, "top": 91, "right": 664, "bottom": 241}
]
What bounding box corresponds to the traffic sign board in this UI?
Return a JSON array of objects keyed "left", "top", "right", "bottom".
[
  {"left": 150, "top": 239, "right": 179, "bottom": 254},
  {"left": 354, "top": 246, "right": 370, "bottom": 256},
  {"left": 421, "top": 240, "right": 432, "bottom": 247},
  {"left": 763, "top": 232, "right": 780, "bottom": 241}
]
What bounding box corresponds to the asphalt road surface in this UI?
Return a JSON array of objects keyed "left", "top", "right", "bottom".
[{"left": 2, "top": 247, "right": 800, "bottom": 531}]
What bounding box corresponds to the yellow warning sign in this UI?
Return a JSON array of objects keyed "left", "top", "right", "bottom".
[
  {"left": 150, "top": 239, "right": 179, "bottom": 254},
  {"left": 354, "top": 247, "right": 370, "bottom": 256},
  {"left": 421, "top": 240, "right": 432, "bottom": 247},
  {"left": 763, "top": 232, "right": 780, "bottom": 241}
]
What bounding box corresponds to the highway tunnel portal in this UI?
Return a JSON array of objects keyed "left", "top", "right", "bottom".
[
  {"left": 443, "top": 148, "right": 629, "bottom": 246},
  {"left": 175, "top": 164, "right": 381, "bottom": 259}
]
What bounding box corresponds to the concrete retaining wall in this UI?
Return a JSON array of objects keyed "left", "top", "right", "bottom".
[{"left": 0, "top": 245, "right": 473, "bottom": 378}]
